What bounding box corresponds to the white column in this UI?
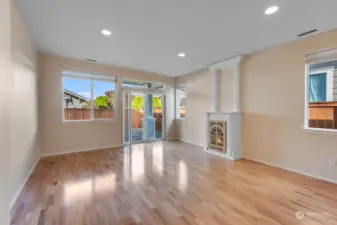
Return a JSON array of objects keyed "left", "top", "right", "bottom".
[
  {"left": 208, "top": 55, "right": 243, "bottom": 113},
  {"left": 0, "top": 0, "right": 11, "bottom": 222},
  {"left": 232, "top": 64, "right": 241, "bottom": 112},
  {"left": 211, "top": 68, "right": 219, "bottom": 112}
]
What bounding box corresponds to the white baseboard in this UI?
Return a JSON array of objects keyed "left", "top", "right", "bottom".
[
  {"left": 244, "top": 156, "right": 337, "bottom": 185},
  {"left": 165, "top": 138, "right": 180, "bottom": 141},
  {"left": 41, "top": 144, "right": 125, "bottom": 157},
  {"left": 180, "top": 139, "right": 204, "bottom": 147},
  {"left": 10, "top": 156, "right": 40, "bottom": 210}
]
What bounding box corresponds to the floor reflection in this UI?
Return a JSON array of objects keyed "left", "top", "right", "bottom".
[
  {"left": 63, "top": 172, "right": 116, "bottom": 206},
  {"left": 95, "top": 173, "right": 116, "bottom": 194},
  {"left": 123, "top": 144, "right": 146, "bottom": 184},
  {"left": 124, "top": 148, "right": 131, "bottom": 182},
  {"left": 64, "top": 179, "right": 93, "bottom": 206},
  {"left": 132, "top": 145, "right": 145, "bottom": 183},
  {"left": 152, "top": 144, "right": 164, "bottom": 177},
  {"left": 178, "top": 160, "right": 188, "bottom": 193}
]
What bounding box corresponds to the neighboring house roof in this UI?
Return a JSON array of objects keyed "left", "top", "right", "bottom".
[{"left": 64, "top": 89, "right": 90, "bottom": 102}]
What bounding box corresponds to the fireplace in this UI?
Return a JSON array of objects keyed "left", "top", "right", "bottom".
[
  {"left": 204, "top": 55, "right": 243, "bottom": 161},
  {"left": 209, "top": 121, "right": 226, "bottom": 152},
  {"left": 204, "top": 112, "right": 241, "bottom": 160}
]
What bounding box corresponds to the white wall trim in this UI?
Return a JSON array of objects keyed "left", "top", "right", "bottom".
[
  {"left": 304, "top": 64, "right": 309, "bottom": 128},
  {"left": 207, "top": 55, "right": 243, "bottom": 70},
  {"left": 244, "top": 156, "right": 337, "bottom": 185},
  {"left": 10, "top": 156, "right": 40, "bottom": 211},
  {"left": 41, "top": 144, "right": 125, "bottom": 157},
  {"left": 180, "top": 139, "right": 203, "bottom": 147},
  {"left": 302, "top": 127, "right": 337, "bottom": 135},
  {"left": 165, "top": 138, "right": 180, "bottom": 141}
]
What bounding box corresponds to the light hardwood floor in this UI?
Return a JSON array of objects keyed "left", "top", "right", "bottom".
[{"left": 11, "top": 142, "right": 337, "bottom": 225}]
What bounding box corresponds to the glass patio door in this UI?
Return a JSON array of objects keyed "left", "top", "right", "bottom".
[
  {"left": 123, "top": 92, "right": 165, "bottom": 144},
  {"left": 124, "top": 92, "right": 144, "bottom": 144},
  {"left": 152, "top": 94, "right": 164, "bottom": 140}
]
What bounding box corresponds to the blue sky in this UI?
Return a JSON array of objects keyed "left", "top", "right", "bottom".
[{"left": 64, "top": 78, "right": 115, "bottom": 99}]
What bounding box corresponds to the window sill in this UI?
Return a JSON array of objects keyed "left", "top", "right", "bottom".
[
  {"left": 303, "top": 127, "right": 337, "bottom": 135},
  {"left": 62, "top": 118, "right": 117, "bottom": 123}
]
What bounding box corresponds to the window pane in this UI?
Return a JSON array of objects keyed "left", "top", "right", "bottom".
[
  {"left": 93, "top": 80, "right": 116, "bottom": 119},
  {"left": 178, "top": 86, "right": 186, "bottom": 118},
  {"left": 63, "top": 77, "right": 91, "bottom": 120},
  {"left": 308, "top": 60, "right": 337, "bottom": 129},
  {"left": 309, "top": 73, "right": 326, "bottom": 102}
]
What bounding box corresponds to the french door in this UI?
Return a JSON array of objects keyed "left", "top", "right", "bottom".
[{"left": 123, "top": 91, "right": 165, "bottom": 144}]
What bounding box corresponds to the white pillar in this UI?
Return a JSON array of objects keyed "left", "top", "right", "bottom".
[
  {"left": 204, "top": 113, "right": 209, "bottom": 149},
  {"left": 208, "top": 55, "right": 243, "bottom": 113},
  {"left": 0, "top": 0, "right": 11, "bottom": 223},
  {"left": 232, "top": 64, "right": 241, "bottom": 112},
  {"left": 211, "top": 68, "right": 219, "bottom": 112}
]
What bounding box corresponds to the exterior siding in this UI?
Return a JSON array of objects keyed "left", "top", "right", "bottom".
[
  {"left": 63, "top": 92, "right": 84, "bottom": 108},
  {"left": 333, "top": 69, "right": 337, "bottom": 101}
]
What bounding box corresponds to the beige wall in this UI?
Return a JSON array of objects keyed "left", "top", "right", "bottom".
[
  {"left": 242, "top": 29, "right": 337, "bottom": 182},
  {"left": 175, "top": 68, "right": 235, "bottom": 145},
  {"left": 9, "top": 5, "right": 39, "bottom": 210},
  {"left": 176, "top": 29, "right": 337, "bottom": 182},
  {"left": 39, "top": 54, "right": 176, "bottom": 155},
  {"left": 0, "top": 0, "right": 11, "bottom": 222}
]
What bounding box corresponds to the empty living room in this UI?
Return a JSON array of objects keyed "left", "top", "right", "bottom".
[{"left": 1, "top": 0, "right": 337, "bottom": 224}]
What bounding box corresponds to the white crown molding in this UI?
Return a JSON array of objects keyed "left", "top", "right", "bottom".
[{"left": 207, "top": 55, "right": 243, "bottom": 70}]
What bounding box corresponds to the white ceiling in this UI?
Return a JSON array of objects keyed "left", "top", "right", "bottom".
[{"left": 15, "top": 0, "right": 337, "bottom": 76}]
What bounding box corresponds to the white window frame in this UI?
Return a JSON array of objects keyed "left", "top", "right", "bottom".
[
  {"left": 304, "top": 65, "right": 337, "bottom": 134},
  {"left": 62, "top": 71, "right": 117, "bottom": 122},
  {"left": 176, "top": 85, "right": 186, "bottom": 119},
  {"left": 121, "top": 78, "right": 166, "bottom": 92}
]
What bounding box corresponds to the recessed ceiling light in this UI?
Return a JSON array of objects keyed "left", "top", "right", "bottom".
[
  {"left": 178, "top": 52, "right": 186, "bottom": 58},
  {"left": 265, "top": 6, "right": 279, "bottom": 15},
  {"left": 101, "top": 29, "right": 112, "bottom": 36}
]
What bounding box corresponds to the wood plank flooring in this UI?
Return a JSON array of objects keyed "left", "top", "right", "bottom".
[{"left": 11, "top": 141, "right": 337, "bottom": 225}]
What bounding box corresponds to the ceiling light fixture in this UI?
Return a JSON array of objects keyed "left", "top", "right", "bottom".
[
  {"left": 101, "top": 29, "right": 112, "bottom": 36},
  {"left": 265, "top": 6, "right": 279, "bottom": 15},
  {"left": 178, "top": 52, "right": 186, "bottom": 58}
]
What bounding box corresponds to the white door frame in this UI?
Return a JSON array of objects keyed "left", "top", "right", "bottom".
[{"left": 123, "top": 89, "right": 165, "bottom": 145}]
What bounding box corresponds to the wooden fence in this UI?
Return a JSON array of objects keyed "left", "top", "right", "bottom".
[
  {"left": 125, "top": 110, "right": 163, "bottom": 132},
  {"left": 64, "top": 109, "right": 115, "bottom": 120},
  {"left": 124, "top": 109, "right": 144, "bottom": 129},
  {"left": 64, "top": 108, "right": 163, "bottom": 132},
  {"left": 309, "top": 101, "right": 337, "bottom": 129}
]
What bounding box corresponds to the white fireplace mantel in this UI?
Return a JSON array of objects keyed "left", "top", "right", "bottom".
[
  {"left": 204, "top": 112, "right": 242, "bottom": 161},
  {"left": 204, "top": 56, "right": 243, "bottom": 161}
]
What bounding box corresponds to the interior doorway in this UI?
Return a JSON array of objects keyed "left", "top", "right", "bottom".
[{"left": 123, "top": 91, "right": 165, "bottom": 144}]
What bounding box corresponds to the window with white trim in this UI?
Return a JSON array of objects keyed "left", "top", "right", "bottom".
[
  {"left": 176, "top": 84, "right": 186, "bottom": 119},
  {"left": 62, "top": 71, "right": 116, "bottom": 121},
  {"left": 305, "top": 49, "right": 337, "bottom": 130}
]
